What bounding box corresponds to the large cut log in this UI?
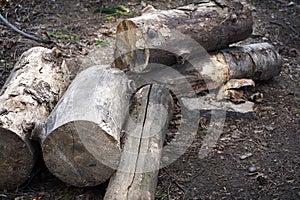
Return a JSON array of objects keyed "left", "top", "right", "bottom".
[
  {"left": 127, "top": 43, "right": 282, "bottom": 97},
  {"left": 0, "top": 47, "right": 71, "bottom": 190},
  {"left": 40, "top": 65, "right": 136, "bottom": 187},
  {"left": 104, "top": 84, "right": 173, "bottom": 200},
  {"left": 115, "top": 0, "right": 253, "bottom": 72}
]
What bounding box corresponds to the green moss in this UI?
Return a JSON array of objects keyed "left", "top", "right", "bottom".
[
  {"left": 104, "top": 15, "right": 115, "bottom": 21},
  {"left": 198, "top": 128, "right": 216, "bottom": 136},
  {"left": 247, "top": 0, "right": 257, "bottom": 4},
  {"left": 94, "top": 5, "right": 131, "bottom": 16},
  {"left": 62, "top": 193, "right": 73, "bottom": 200},
  {"left": 56, "top": 13, "right": 69, "bottom": 21},
  {"left": 47, "top": 31, "right": 70, "bottom": 40},
  {"left": 294, "top": 109, "right": 300, "bottom": 115},
  {"left": 155, "top": 188, "right": 166, "bottom": 199},
  {"left": 46, "top": 31, "right": 80, "bottom": 42},
  {"left": 95, "top": 39, "right": 109, "bottom": 46}
]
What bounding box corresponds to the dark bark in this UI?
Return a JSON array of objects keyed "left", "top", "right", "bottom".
[{"left": 115, "top": 0, "right": 253, "bottom": 72}]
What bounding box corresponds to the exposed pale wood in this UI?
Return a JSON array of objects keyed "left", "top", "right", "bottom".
[
  {"left": 115, "top": 0, "right": 253, "bottom": 72},
  {"left": 216, "top": 79, "right": 255, "bottom": 101},
  {"left": 42, "top": 65, "right": 136, "bottom": 187},
  {"left": 0, "top": 47, "right": 70, "bottom": 190},
  {"left": 182, "top": 97, "right": 255, "bottom": 114},
  {"left": 104, "top": 85, "right": 173, "bottom": 200},
  {"left": 126, "top": 43, "right": 281, "bottom": 97}
]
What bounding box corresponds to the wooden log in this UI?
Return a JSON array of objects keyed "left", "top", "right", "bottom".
[
  {"left": 104, "top": 84, "right": 173, "bottom": 200},
  {"left": 41, "top": 65, "right": 136, "bottom": 187},
  {"left": 223, "top": 43, "right": 282, "bottom": 81},
  {"left": 126, "top": 43, "right": 282, "bottom": 97},
  {"left": 114, "top": 0, "right": 253, "bottom": 72},
  {"left": 182, "top": 96, "right": 255, "bottom": 114},
  {"left": 0, "top": 47, "right": 70, "bottom": 190}
]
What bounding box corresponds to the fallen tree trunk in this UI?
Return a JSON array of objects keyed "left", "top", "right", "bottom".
[
  {"left": 41, "top": 65, "right": 136, "bottom": 187},
  {"left": 115, "top": 0, "right": 253, "bottom": 72},
  {"left": 104, "top": 84, "right": 173, "bottom": 200},
  {"left": 127, "top": 43, "right": 282, "bottom": 97},
  {"left": 0, "top": 47, "right": 70, "bottom": 190}
]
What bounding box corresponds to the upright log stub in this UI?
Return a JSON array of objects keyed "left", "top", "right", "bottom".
[
  {"left": 0, "top": 47, "right": 69, "bottom": 190},
  {"left": 104, "top": 84, "right": 173, "bottom": 200},
  {"left": 115, "top": 0, "right": 253, "bottom": 72},
  {"left": 42, "top": 65, "right": 136, "bottom": 187}
]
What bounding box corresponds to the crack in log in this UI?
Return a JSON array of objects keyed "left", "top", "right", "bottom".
[
  {"left": 47, "top": 135, "right": 81, "bottom": 177},
  {"left": 70, "top": 123, "right": 85, "bottom": 184},
  {"left": 127, "top": 84, "right": 152, "bottom": 197}
]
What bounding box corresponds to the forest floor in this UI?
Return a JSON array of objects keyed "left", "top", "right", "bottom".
[{"left": 0, "top": 0, "right": 299, "bottom": 199}]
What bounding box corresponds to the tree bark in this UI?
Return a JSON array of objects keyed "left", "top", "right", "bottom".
[
  {"left": 0, "top": 47, "right": 70, "bottom": 190},
  {"left": 182, "top": 96, "right": 255, "bottom": 114},
  {"left": 223, "top": 43, "right": 282, "bottom": 81},
  {"left": 126, "top": 43, "right": 281, "bottom": 97},
  {"left": 114, "top": 0, "right": 253, "bottom": 72},
  {"left": 104, "top": 84, "right": 173, "bottom": 200},
  {"left": 41, "top": 65, "right": 136, "bottom": 187}
]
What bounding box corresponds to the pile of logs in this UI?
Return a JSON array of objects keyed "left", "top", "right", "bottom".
[{"left": 0, "top": 0, "right": 281, "bottom": 199}]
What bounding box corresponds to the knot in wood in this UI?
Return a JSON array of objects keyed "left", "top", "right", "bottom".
[{"left": 147, "top": 28, "right": 157, "bottom": 39}]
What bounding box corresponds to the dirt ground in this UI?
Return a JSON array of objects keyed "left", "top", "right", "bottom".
[{"left": 0, "top": 0, "right": 299, "bottom": 199}]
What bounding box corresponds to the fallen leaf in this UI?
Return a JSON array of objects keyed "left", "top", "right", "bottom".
[{"left": 239, "top": 153, "right": 253, "bottom": 160}]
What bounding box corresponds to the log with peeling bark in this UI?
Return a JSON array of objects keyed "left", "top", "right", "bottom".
[
  {"left": 104, "top": 84, "right": 173, "bottom": 200},
  {"left": 40, "top": 65, "right": 136, "bottom": 187},
  {"left": 127, "top": 43, "right": 282, "bottom": 97},
  {"left": 0, "top": 47, "right": 71, "bottom": 190},
  {"left": 182, "top": 96, "right": 255, "bottom": 114},
  {"left": 114, "top": 0, "right": 253, "bottom": 72}
]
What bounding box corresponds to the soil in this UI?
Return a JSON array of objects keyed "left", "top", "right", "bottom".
[{"left": 0, "top": 0, "right": 299, "bottom": 199}]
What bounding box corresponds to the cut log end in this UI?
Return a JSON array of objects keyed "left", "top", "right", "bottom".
[
  {"left": 42, "top": 65, "right": 133, "bottom": 187},
  {"left": 43, "top": 120, "right": 120, "bottom": 187},
  {"left": 0, "top": 46, "right": 74, "bottom": 189},
  {"left": 115, "top": 20, "right": 148, "bottom": 72},
  {"left": 0, "top": 128, "right": 34, "bottom": 190},
  {"left": 114, "top": 1, "right": 253, "bottom": 72}
]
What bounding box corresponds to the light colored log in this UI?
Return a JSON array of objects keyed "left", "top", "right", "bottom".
[
  {"left": 104, "top": 84, "right": 173, "bottom": 200},
  {"left": 0, "top": 47, "right": 70, "bottom": 190},
  {"left": 127, "top": 43, "right": 281, "bottom": 97},
  {"left": 223, "top": 43, "right": 282, "bottom": 81},
  {"left": 41, "top": 65, "right": 136, "bottom": 187}
]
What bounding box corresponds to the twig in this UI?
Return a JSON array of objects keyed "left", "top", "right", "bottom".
[
  {"left": 270, "top": 20, "right": 298, "bottom": 36},
  {"left": 270, "top": 20, "right": 285, "bottom": 28},
  {"left": 182, "top": 172, "right": 202, "bottom": 200},
  {"left": 0, "top": 13, "right": 52, "bottom": 43},
  {"left": 162, "top": 168, "right": 186, "bottom": 193},
  {"left": 167, "top": 183, "right": 172, "bottom": 200},
  {"left": 287, "top": 24, "right": 299, "bottom": 35}
]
